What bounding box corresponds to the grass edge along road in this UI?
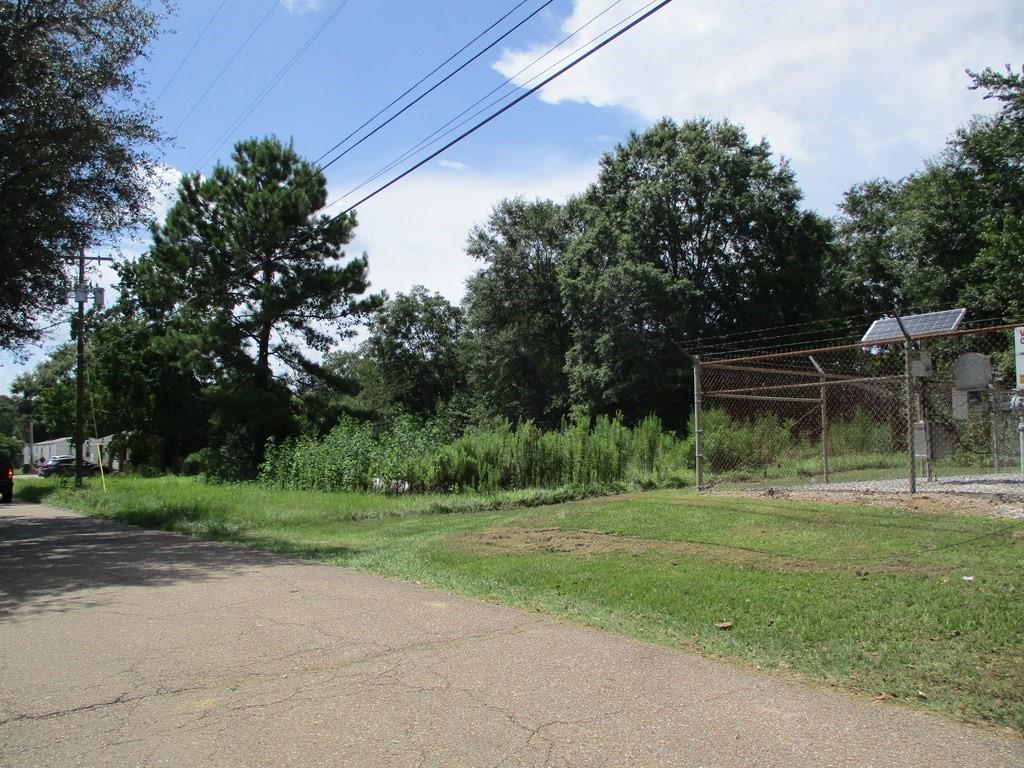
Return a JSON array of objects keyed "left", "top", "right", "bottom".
[{"left": 16, "top": 475, "right": 1024, "bottom": 734}]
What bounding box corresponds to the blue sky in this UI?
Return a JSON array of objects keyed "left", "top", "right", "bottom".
[{"left": 2, "top": 0, "right": 1021, "bottom": 392}]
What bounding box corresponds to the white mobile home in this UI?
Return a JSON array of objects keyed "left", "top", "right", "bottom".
[{"left": 24, "top": 435, "right": 122, "bottom": 469}]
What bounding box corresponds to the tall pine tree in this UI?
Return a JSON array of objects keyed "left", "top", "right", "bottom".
[{"left": 123, "top": 136, "right": 382, "bottom": 477}]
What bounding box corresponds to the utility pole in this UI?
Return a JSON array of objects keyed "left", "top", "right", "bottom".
[
  {"left": 69, "top": 249, "right": 111, "bottom": 488},
  {"left": 75, "top": 247, "right": 86, "bottom": 489},
  {"left": 27, "top": 396, "right": 34, "bottom": 471}
]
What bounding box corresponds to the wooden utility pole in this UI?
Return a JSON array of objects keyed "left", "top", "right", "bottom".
[{"left": 66, "top": 249, "right": 113, "bottom": 488}]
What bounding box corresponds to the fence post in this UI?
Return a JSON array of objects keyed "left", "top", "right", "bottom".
[
  {"left": 990, "top": 392, "right": 1000, "bottom": 472},
  {"left": 693, "top": 357, "right": 704, "bottom": 492},
  {"left": 809, "top": 356, "right": 829, "bottom": 483},
  {"left": 904, "top": 341, "right": 917, "bottom": 494},
  {"left": 820, "top": 374, "right": 829, "bottom": 483},
  {"left": 1018, "top": 414, "right": 1023, "bottom": 481}
]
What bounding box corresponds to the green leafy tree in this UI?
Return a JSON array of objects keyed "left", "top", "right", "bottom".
[
  {"left": 0, "top": 0, "right": 166, "bottom": 350},
  {"left": 0, "top": 394, "right": 17, "bottom": 437},
  {"left": 561, "top": 118, "right": 830, "bottom": 427},
  {"left": 85, "top": 308, "right": 209, "bottom": 469},
  {"left": 833, "top": 66, "right": 1024, "bottom": 321},
  {"left": 958, "top": 66, "right": 1024, "bottom": 321},
  {"left": 123, "top": 136, "right": 382, "bottom": 478},
  {"left": 363, "top": 286, "right": 464, "bottom": 417},
  {"left": 462, "top": 198, "right": 573, "bottom": 427},
  {"left": 9, "top": 373, "right": 48, "bottom": 461},
  {"left": 15, "top": 345, "right": 77, "bottom": 439},
  {"left": 827, "top": 180, "right": 904, "bottom": 316},
  {"left": 290, "top": 349, "right": 374, "bottom": 435},
  {"left": 0, "top": 394, "right": 24, "bottom": 467},
  {"left": 0, "top": 433, "right": 21, "bottom": 467}
]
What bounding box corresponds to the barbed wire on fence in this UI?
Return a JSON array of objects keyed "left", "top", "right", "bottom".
[{"left": 694, "top": 322, "right": 1023, "bottom": 491}]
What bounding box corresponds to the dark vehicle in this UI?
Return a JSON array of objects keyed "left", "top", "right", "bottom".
[
  {"left": 36, "top": 455, "right": 72, "bottom": 475},
  {"left": 1, "top": 463, "right": 12, "bottom": 503},
  {"left": 38, "top": 456, "right": 101, "bottom": 478}
]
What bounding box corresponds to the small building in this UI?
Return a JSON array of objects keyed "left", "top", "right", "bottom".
[
  {"left": 24, "top": 435, "right": 124, "bottom": 470},
  {"left": 25, "top": 437, "right": 72, "bottom": 466}
]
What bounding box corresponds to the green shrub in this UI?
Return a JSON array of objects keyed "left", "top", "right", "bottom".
[
  {"left": 260, "top": 413, "right": 692, "bottom": 493},
  {"left": 181, "top": 449, "right": 211, "bottom": 476},
  {"left": 0, "top": 434, "right": 24, "bottom": 467},
  {"left": 830, "top": 408, "right": 893, "bottom": 454},
  {"left": 695, "top": 409, "right": 796, "bottom": 473}
]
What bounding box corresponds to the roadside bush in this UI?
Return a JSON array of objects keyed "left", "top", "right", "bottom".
[
  {"left": 696, "top": 409, "right": 796, "bottom": 473},
  {"left": 261, "top": 413, "right": 692, "bottom": 493},
  {"left": 0, "top": 434, "right": 24, "bottom": 467},
  {"left": 830, "top": 408, "right": 893, "bottom": 454},
  {"left": 181, "top": 449, "right": 211, "bottom": 476}
]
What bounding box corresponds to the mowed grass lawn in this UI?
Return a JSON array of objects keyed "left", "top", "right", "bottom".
[{"left": 17, "top": 476, "right": 1024, "bottom": 732}]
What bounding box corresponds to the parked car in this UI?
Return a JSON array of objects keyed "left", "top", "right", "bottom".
[
  {"left": 1, "top": 463, "right": 12, "bottom": 503},
  {"left": 36, "top": 455, "right": 72, "bottom": 475},
  {"left": 38, "top": 456, "right": 101, "bottom": 478}
]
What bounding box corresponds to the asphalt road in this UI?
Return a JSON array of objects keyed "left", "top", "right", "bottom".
[{"left": 1, "top": 502, "right": 1021, "bottom": 767}]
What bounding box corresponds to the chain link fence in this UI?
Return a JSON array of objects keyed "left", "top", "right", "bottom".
[{"left": 694, "top": 324, "right": 1024, "bottom": 490}]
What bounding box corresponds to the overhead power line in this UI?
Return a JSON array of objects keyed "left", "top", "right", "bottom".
[
  {"left": 193, "top": 0, "right": 353, "bottom": 170},
  {"left": 319, "top": 0, "right": 622, "bottom": 184},
  {"left": 328, "top": 0, "right": 644, "bottom": 209},
  {"left": 333, "top": 0, "right": 636, "bottom": 205},
  {"left": 312, "top": 0, "right": 533, "bottom": 166},
  {"left": 172, "top": 0, "right": 281, "bottom": 136},
  {"left": 154, "top": 0, "right": 229, "bottom": 104},
  {"left": 125, "top": 0, "right": 668, "bottom": 321},
  {"left": 316, "top": 0, "right": 557, "bottom": 173},
  {"left": 337, "top": 0, "right": 677, "bottom": 216}
]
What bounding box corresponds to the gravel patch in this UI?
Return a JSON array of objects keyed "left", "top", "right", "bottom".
[
  {"left": 733, "top": 474, "right": 1024, "bottom": 520},
  {"left": 802, "top": 474, "right": 1024, "bottom": 498}
]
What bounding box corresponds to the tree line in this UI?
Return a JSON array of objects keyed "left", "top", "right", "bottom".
[
  {"left": 9, "top": 65, "right": 1021, "bottom": 478},
  {"left": 2, "top": 4, "right": 1020, "bottom": 478}
]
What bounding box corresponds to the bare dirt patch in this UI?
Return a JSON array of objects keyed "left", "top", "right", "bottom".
[
  {"left": 455, "top": 527, "right": 643, "bottom": 557},
  {"left": 449, "top": 526, "right": 943, "bottom": 575}
]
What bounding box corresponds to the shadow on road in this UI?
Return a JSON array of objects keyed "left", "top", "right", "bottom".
[{"left": 0, "top": 505, "right": 298, "bottom": 616}]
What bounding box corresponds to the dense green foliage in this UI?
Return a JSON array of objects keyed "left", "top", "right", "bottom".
[
  {"left": 0, "top": 0, "right": 165, "bottom": 349},
  {"left": 831, "top": 66, "right": 1024, "bottom": 322},
  {"left": 562, "top": 118, "right": 832, "bottom": 427},
  {"left": 11, "top": 345, "right": 77, "bottom": 439},
  {"left": 0, "top": 433, "right": 22, "bottom": 466},
  {"left": 120, "top": 137, "right": 383, "bottom": 477},
  {"left": 11, "top": 67, "right": 1023, "bottom": 478},
  {"left": 261, "top": 414, "right": 689, "bottom": 493},
  {"left": 362, "top": 286, "right": 464, "bottom": 417},
  {"left": 88, "top": 309, "right": 210, "bottom": 468},
  {"left": 23, "top": 478, "right": 1024, "bottom": 731},
  {"left": 462, "top": 198, "right": 573, "bottom": 426}
]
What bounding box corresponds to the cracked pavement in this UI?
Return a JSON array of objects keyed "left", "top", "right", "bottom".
[{"left": 2, "top": 503, "right": 1022, "bottom": 767}]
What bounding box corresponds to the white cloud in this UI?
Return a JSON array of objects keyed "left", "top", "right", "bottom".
[
  {"left": 147, "top": 164, "right": 184, "bottom": 225},
  {"left": 437, "top": 159, "right": 469, "bottom": 171},
  {"left": 337, "top": 161, "right": 597, "bottom": 306},
  {"left": 283, "top": 0, "right": 320, "bottom": 14},
  {"left": 494, "top": 0, "right": 1022, "bottom": 164}
]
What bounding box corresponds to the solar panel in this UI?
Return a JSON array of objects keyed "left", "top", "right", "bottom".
[{"left": 861, "top": 309, "right": 966, "bottom": 343}]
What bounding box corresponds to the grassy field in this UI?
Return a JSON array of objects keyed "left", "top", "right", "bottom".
[{"left": 16, "top": 475, "right": 1024, "bottom": 732}]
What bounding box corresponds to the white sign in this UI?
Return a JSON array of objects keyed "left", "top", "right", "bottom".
[{"left": 1016, "top": 326, "right": 1024, "bottom": 389}]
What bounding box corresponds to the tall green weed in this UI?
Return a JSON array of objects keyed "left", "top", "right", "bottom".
[{"left": 261, "top": 414, "right": 690, "bottom": 493}]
